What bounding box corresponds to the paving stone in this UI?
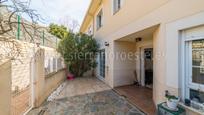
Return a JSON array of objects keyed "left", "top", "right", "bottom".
[{"left": 28, "top": 77, "right": 145, "bottom": 115}]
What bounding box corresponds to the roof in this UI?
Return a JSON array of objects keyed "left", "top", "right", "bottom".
[{"left": 79, "top": 0, "right": 102, "bottom": 32}]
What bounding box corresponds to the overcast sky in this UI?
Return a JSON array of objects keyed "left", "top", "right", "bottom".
[{"left": 29, "top": 0, "right": 91, "bottom": 27}]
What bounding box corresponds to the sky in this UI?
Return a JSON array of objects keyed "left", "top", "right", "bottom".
[{"left": 28, "top": 0, "right": 91, "bottom": 28}]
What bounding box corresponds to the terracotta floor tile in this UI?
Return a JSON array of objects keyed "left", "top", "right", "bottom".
[{"left": 114, "top": 85, "right": 156, "bottom": 115}]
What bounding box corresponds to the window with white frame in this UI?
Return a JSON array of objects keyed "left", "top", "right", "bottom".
[
  {"left": 113, "top": 0, "right": 122, "bottom": 14},
  {"left": 184, "top": 39, "right": 204, "bottom": 105},
  {"left": 96, "top": 9, "right": 103, "bottom": 30}
]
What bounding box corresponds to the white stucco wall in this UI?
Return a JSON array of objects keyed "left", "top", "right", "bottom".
[
  {"left": 81, "top": 1, "right": 204, "bottom": 114},
  {"left": 104, "top": 1, "right": 204, "bottom": 107},
  {"left": 166, "top": 12, "right": 204, "bottom": 95},
  {"left": 113, "top": 41, "right": 136, "bottom": 87}
]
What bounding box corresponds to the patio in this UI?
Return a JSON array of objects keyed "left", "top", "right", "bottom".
[
  {"left": 28, "top": 77, "right": 145, "bottom": 115},
  {"left": 114, "top": 85, "right": 156, "bottom": 115}
]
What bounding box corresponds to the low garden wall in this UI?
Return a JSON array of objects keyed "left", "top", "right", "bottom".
[
  {"left": 44, "top": 69, "right": 66, "bottom": 103},
  {"left": 34, "top": 48, "right": 66, "bottom": 107},
  {"left": 0, "top": 60, "right": 11, "bottom": 115}
]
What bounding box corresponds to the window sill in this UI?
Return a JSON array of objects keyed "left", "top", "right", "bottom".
[{"left": 179, "top": 103, "right": 204, "bottom": 114}]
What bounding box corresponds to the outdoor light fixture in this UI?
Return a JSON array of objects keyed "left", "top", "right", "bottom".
[
  {"left": 135, "top": 37, "right": 142, "bottom": 42},
  {"left": 105, "top": 42, "right": 109, "bottom": 46}
]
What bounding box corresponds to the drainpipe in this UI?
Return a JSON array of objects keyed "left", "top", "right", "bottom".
[
  {"left": 87, "top": 12, "right": 95, "bottom": 36},
  {"left": 92, "top": 14, "right": 95, "bottom": 36}
]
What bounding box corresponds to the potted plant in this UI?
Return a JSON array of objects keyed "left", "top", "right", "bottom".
[
  {"left": 166, "top": 95, "right": 180, "bottom": 110},
  {"left": 65, "top": 67, "right": 74, "bottom": 80}
]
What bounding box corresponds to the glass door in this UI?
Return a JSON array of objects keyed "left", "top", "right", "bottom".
[{"left": 99, "top": 49, "right": 105, "bottom": 78}]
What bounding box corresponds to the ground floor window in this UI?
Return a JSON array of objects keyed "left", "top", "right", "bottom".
[
  {"left": 99, "top": 49, "right": 105, "bottom": 78},
  {"left": 185, "top": 39, "right": 204, "bottom": 105}
]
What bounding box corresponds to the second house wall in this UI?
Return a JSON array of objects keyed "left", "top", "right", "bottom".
[
  {"left": 113, "top": 41, "right": 136, "bottom": 87},
  {"left": 87, "top": 0, "right": 204, "bottom": 108}
]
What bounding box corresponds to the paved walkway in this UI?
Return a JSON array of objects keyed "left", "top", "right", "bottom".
[
  {"left": 28, "top": 77, "right": 145, "bottom": 115},
  {"left": 56, "top": 77, "right": 111, "bottom": 99},
  {"left": 115, "top": 85, "right": 156, "bottom": 115}
]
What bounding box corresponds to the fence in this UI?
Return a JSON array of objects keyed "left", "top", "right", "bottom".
[{"left": 44, "top": 47, "right": 65, "bottom": 75}]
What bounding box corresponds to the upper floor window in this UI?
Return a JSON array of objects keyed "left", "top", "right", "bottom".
[
  {"left": 96, "top": 9, "right": 103, "bottom": 30},
  {"left": 113, "top": 0, "right": 122, "bottom": 14}
]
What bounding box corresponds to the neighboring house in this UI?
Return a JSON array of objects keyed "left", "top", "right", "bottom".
[{"left": 80, "top": 0, "right": 204, "bottom": 114}]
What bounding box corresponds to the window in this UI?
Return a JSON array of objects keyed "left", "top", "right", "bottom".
[
  {"left": 96, "top": 10, "right": 103, "bottom": 30},
  {"left": 99, "top": 49, "right": 105, "bottom": 78},
  {"left": 190, "top": 89, "right": 204, "bottom": 103},
  {"left": 185, "top": 39, "right": 204, "bottom": 105},
  {"left": 113, "top": 0, "right": 122, "bottom": 14}
]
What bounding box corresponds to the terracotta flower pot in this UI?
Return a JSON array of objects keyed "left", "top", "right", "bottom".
[{"left": 67, "top": 73, "right": 74, "bottom": 80}]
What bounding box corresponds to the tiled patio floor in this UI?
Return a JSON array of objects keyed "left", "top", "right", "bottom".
[
  {"left": 115, "top": 85, "right": 156, "bottom": 115},
  {"left": 56, "top": 76, "right": 111, "bottom": 99},
  {"left": 28, "top": 77, "right": 145, "bottom": 115}
]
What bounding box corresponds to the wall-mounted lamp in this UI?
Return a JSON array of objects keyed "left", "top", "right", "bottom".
[
  {"left": 105, "top": 42, "right": 109, "bottom": 47},
  {"left": 135, "top": 37, "right": 142, "bottom": 42}
]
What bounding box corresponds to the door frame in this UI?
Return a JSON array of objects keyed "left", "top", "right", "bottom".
[
  {"left": 97, "top": 49, "right": 106, "bottom": 81},
  {"left": 181, "top": 29, "right": 204, "bottom": 101},
  {"left": 140, "top": 45, "right": 153, "bottom": 87}
]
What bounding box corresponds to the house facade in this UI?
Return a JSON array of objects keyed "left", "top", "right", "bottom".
[{"left": 80, "top": 0, "right": 204, "bottom": 114}]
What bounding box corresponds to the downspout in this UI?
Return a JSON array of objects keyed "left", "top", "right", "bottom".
[
  {"left": 92, "top": 14, "right": 95, "bottom": 36},
  {"left": 86, "top": 12, "right": 95, "bottom": 36}
]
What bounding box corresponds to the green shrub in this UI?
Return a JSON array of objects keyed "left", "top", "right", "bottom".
[{"left": 58, "top": 33, "right": 99, "bottom": 77}]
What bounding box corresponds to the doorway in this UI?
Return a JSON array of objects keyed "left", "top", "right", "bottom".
[
  {"left": 140, "top": 47, "right": 153, "bottom": 88},
  {"left": 144, "top": 48, "right": 153, "bottom": 88},
  {"left": 99, "top": 49, "right": 105, "bottom": 78}
]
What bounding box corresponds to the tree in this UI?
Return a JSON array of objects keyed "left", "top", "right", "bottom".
[
  {"left": 49, "top": 23, "right": 69, "bottom": 39},
  {"left": 0, "top": 0, "right": 42, "bottom": 61},
  {"left": 0, "top": 0, "right": 41, "bottom": 38},
  {"left": 58, "top": 16, "right": 79, "bottom": 33},
  {"left": 58, "top": 33, "right": 99, "bottom": 77}
]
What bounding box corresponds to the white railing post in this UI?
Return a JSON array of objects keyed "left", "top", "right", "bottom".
[{"left": 33, "top": 48, "right": 45, "bottom": 107}]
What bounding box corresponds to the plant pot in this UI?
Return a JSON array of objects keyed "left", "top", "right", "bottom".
[
  {"left": 67, "top": 73, "right": 74, "bottom": 80},
  {"left": 167, "top": 98, "right": 180, "bottom": 110}
]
